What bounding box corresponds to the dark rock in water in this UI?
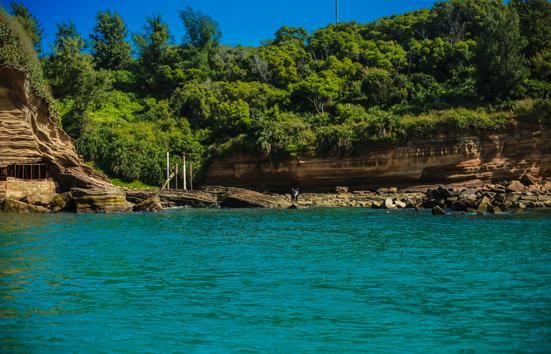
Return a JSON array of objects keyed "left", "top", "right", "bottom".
[
  {"left": 133, "top": 195, "right": 163, "bottom": 212},
  {"left": 507, "top": 180, "right": 525, "bottom": 192},
  {"left": 3, "top": 199, "right": 49, "bottom": 213},
  {"left": 466, "top": 207, "right": 477, "bottom": 213},
  {"left": 288, "top": 204, "right": 299, "bottom": 209},
  {"left": 436, "top": 185, "right": 453, "bottom": 198},
  {"left": 432, "top": 206, "right": 446, "bottom": 216},
  {"left": 451, "top": 200, "right": 468, "bottom": 212}
]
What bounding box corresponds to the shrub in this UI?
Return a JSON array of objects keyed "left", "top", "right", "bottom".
[{"left": 0, "top": 10, "right": 59, "bottom": 122}]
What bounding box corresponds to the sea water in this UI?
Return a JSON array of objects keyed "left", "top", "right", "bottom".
[{"left": 0, "top": 208, "right": 550, "bottom": 353}]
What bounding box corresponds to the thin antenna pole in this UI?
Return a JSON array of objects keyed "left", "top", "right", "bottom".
[{"left": 336, "top": 0, "right": 339, "bottom": 24}]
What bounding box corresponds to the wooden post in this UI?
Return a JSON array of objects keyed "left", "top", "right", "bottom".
[
  {"left": 183, "top": 153, "right": 187, "bottom": 191},
  {"left": 175, "top": 163, "right": 179, "bottom": 190},
  {"left": 166, "top": 152, "right": 170, "bottom": 190},
  {"left": 190, "top": 163, "right": 193, "bottom": 191}
]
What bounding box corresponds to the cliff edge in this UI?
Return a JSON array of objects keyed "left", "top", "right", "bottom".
[{"left": 0, "top": 67, "right": 131, "bottom": 212}]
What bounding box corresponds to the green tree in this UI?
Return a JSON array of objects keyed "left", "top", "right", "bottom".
[
  {"left": 510, "top": 0, "right": 551, "bottom": 59},
  {"left": 290, "top": 73, "right": 342, "bottom": 114},
  {"left": 274, "top": 26, "right": 309, "bottom": 46},
  {"left": 9, "top": 2, "right": 42, "bottom": 52},
  {"left": 179, "top": 6, "right": 221, "bottom": 50},
  {"left": 476, "top": 3, "right": 528, "bottom": 101},
  {"left": 90, "top": 10, "right": 131, "bottom": 70},
  {"left": 133, "top": 15, "right": 171, "bottom": 95}
]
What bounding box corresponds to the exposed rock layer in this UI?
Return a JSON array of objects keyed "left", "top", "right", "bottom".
[
  {"left": 205, "top": 124, "right": 551, "bottom": 192},
  {"left": 0, "top": 68, "right": 128, "bottom": 213},
  {"left": 0, "top": 68, "right": 115, "bottom": 191}
]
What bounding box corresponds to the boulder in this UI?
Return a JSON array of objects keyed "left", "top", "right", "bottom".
[
  {"left": 205, "top": 187, "right": 291, "bottom": 208},
  {"left": 389, "top": 187, "right": 398, "bottom": 194},
  {"left": 22, "top": 193, "right": 54, "bottom": 207},
  {"left": 489, "top": 205, "right": 503, "bottom": 214},
  {"left": 507, "top": 180, "right": 525, "bottom": 193},
  {"left": 335, "top": 186, "right": 349, "bottom": 194},
  {"left": 372, "top": 201, "right": 382, "bottom": 209},
  {"left": 384, "top": 198, "right": 397, "bottom": 209},
  {"left": 159, "top": 190, "right": 218, "bottom": 208},
  {"left": 50, "top": 192, "right": 73, "bottom": 212},
  {"left": 432, "top": 206, "right": 446, "bottom": 216},
  {"left": 477, "top": 196, "right": 491, "bottom": 214},
  {"left": 133, "top": 195, "right": 163, "bottom": 212},
  {"left": 72, "top": 188, "right": 133, "bottom": 213},
  {"left": 436, "top": 185, "right": 453, "bottom": 198},
  {"left": 395, "top": 200, "right": 407, "bottom": 209},
  {"left": 3, "top": 199, "right": 49, "bottom": 213},
  {"left": 450, "top": 200, "right": 468, "bottom": 212},
  {"left": 520, "top": 173, "right": 538, "bottom": 186}
]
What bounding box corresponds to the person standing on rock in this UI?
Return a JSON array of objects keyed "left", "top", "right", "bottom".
[{"left": 291, "top": 187, "right": 300, "bottom": 203}]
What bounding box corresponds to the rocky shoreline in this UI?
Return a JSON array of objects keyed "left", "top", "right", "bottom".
[{"left": 1, "top": 174, "right": 550, "bottom": 216}]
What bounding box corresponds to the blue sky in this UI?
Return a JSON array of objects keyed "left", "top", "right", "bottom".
[{"left": 1, "top": 0, "right": 440, "bottom": 50}]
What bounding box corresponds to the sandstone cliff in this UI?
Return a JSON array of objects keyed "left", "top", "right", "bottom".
[
  {"left": 0, "top": 68, "right": 130, "bottom": 212},
  {"left": 0, "top": 68, "right": 115, "bottom": 189},
  {"left": 204, "top": 123, "right": 551, "bottom": 192}
]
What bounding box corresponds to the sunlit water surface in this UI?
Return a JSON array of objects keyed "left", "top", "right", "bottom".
[{"left": 0, "top": 208, "right": 550, "bottom": 353}]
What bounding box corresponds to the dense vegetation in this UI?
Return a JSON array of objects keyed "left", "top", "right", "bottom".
[{"left": 1, "top": 1, "right": 550, "bottom": 186}]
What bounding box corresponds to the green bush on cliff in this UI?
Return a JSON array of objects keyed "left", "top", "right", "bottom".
[{"left": 0, "top": 9, "right": 59, "bottom": 123}]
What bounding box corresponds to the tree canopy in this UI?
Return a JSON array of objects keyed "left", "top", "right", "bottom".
[{"left": 1, "top": 1, "right": 550, "bottom": 187}]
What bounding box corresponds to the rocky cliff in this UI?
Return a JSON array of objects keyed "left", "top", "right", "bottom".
[
  {"left": 0, "top": 68, "right": 131, "bottom": 212},
  {"left": 205, "top": 123, "right": 551, "bottom": 192}
]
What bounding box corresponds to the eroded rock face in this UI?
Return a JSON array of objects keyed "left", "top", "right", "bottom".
[
  {"left": 0, "top": 68, "right": 114, "bottom": 191},
  {"left": 205, "top": 125, "right": 551, "bottom": 191},
  {"left": 1, "top": 68, "right": 128, "bottom": 213}
]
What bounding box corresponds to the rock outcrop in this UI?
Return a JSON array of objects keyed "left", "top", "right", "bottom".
[
  {"left": 0, "top": 68, "right": 129, "bottom": 213},
  {"left": 204, "top": 123, "right": 551, "bottom": 191},
  {"left": 71, "top": 188, "right": 132, "bottom": 213},
  {"left": 0, "top": 68, "right": 114, "bottom": 190},
  {"left": 3, "top": 199, "right": 49, "bottom": 213}
]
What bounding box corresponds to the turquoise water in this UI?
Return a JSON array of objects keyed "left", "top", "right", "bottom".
[{"left": 0, "top": 209, "right": 550, "bottom": 353}]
